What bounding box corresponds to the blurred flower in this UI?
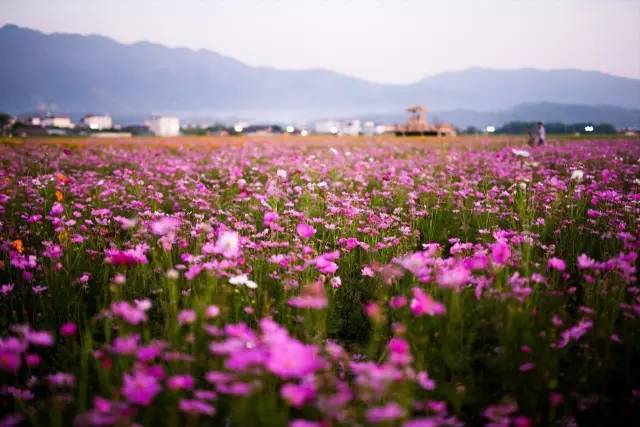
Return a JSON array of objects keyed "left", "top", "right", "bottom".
[
  {"left": 296, "top": 223, "right": 316, "bottom": 239},
  {"left": 121, "top": 371, "right": 161, "bottom": 406},
  {"left": 410, "top": 288, "right": 446, "bottom": 317}
]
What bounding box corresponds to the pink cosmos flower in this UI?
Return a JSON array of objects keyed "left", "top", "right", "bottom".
[
  {"left": 389, "top": 295, "right": 407, "bottom": 309},
  {"left": 49, "top": 202, "right": 64, "bottom": 217},
  {"left": 105, "top": 244, "right": 149, "bottom": 266},
  {"left": 263, "top": 211, "right": 279, "bottom": 226},
  {"left": 361, "top": 266, "right": 375, "bottom": 277},
  {"left": 26, "top": 330, "right": 54, "bottom": 347},
  {"left": 167, "top": 374, "right": 195, "bottom": 390},
  {"left": 388, "top": 337, "right": 412, "bottom": 365},
  {"left": 111, "top": 300, "right": 151, "bottom": 325},
  {"left": 179, "top": 399, "right": 215, "bottom": 416},
  {"left": 366, "top": 402, "right": 406, "bottom": 423},
  {"left": 178, "top": 309, "right": 197, "bottom": 325},
  {"left": 288, "top": 280, "right": 327, "bottom": 309},
  {"left": 410, "top": 288, "right": 446, "bottom": 317},
  {"left": 548, "top": 257, "right": 566, "bottom": 271},
  {"left": 417, "top": 371, "right": 435, "bottom": 390},
  {"left": 0, "top": 350, "right": 21, "bottom": 373},
  {"left": 315, "top": 251, "right": 339, "bottom": 274},
  {"left": 205, "top": 305, "right": 220, "bottom": 318},
  {"left": 214, "top": 231, "right": 241, "bottom": 259},
  {"left": 577, "top": 254, "right": 595, "bottom": 269},
  {"left": 490, "top": 241, "right": 511, "bottom": 265},
  {"left": 436, "top": 265, "right": 470, "bottom": 289},
  {"left": 59, "top": 322, "right": 77, "bottom": 337},
  {"left": 296, "top": 223, "right": 316, "bottom": 239},
  {"left": 112, "top": 334, "right": 140, "bottom": 355},
  {"left": 290, "top": 420, "right": 321, "bottom": 427},
  {"left": 150, "top": 216, "right": 180, "bottom": 236},
  {"left": 121, "top": 371, "right": 161, "bottom": 406},
  {"left": 281, "top": 382, "right": 315, "bottom": 408}
]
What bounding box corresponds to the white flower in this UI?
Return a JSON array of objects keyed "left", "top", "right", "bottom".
[
  {"left": 511, "top": 149, "right": 530, "bottom": 158},
  {"left": 571, "top": 170, "right": 584, "bottom": 181},
  {"left": 329, "top": 148, "right": 339, "bottom": 155},
  {"left": 276, "top": 169, "right": 287, "bottom": 179},
  {"left": 166, "top": 269, "right": 179, "bottom": 280},
  {"left": 229, "top": 274, "right": 257, "bottom": 289}
]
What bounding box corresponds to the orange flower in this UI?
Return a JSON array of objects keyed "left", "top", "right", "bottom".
[
  {"left": 55, "top": 190, "right": 64, "bottom": 202},
  {"left": 12, "top": 239, "right": 23, "bottom": 254},
  {"left": 56, "top": 172, "right": 69, "bottom": 185}
]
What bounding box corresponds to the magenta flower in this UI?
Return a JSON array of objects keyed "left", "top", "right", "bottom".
[
  {"left": 177, "top": 309, "right": 197, "bottom": 325},
  {"left": 281, "top": 382, "right": 315, "bottom": 408},
  {"left": 111, "top": 300, "right": 151, "bottom": 325},
  {"left": 410, "top": 288, "right": 446, "bottom": 317},
  {"left": 296, "top": 223, "right": 316, "bottom": 239},
  {"left": 548, "top": 257, "right": 566, "bottom": 271},
  {"left": 290, "top": 420, "right": 321, "bottom": 427},
  {"left": 490, "top": 241, "right": 511, "bottom": 265},
  {"left": 0, "top": 350, "right": 21, "bottom": 373},
  {"left": 26, "top": 330, "right": 54, "bottom": 346},
  {"left": 59, "top": 322, "right": 77, "bottom": 337},
  {"left": 179, "top": 399, "right": 215, "bottom": 416},
  {"left": 388, "top": 337, "right": 412, "bottom": 365},
  {"left": 150, "top": 216, "right": 180, "bottom": 236},
  {"left": 436, "top": 265, "right": 470, "bottom": 289},
  {"left": 49, "top": 202, "right": 64, "bottom": 216},
  {"left": 263, "top": 211, "right": 279, "bottom": 225},
  {"left": 105, "top": 244, "right": 149, "bottom": 266},
  {"left": 112, "top": 334, "right": 140, "bottom": 355},
  {"left": 121, "top": 371, "right": 161, "bottom": 406},
  {"left": 167, "top": 374, "right": 195, "bottom": 391},
  {"left": 366, "top": 402, "right": 406, "bottom": 423}
]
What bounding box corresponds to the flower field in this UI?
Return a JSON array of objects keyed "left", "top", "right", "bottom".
[{"left": 0, "top": 136, "right": 638, "bottom": 426}]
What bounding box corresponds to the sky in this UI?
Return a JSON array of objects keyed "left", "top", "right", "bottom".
[{"left": 1, "top": 0, "right": 639, "bottom": 84}]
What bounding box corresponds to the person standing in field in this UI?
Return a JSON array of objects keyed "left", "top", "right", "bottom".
[{"left": 537, "top": 122, "right": 546, "bottom": 145}]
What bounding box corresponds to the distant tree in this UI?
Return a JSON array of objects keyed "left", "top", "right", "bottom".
[
  {"left": 462, "top": 126, "right": 481, "bottom": 134},
  {"left": 0, "top": 112, "right": 15, "bottom": 136},
  {"left": 496, "top": 121, "right": 617, "bottom": 135}
]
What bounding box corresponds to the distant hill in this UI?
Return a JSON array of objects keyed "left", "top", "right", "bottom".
[{"left": 1, "top": 24, "right": 639, "bottom": 123}]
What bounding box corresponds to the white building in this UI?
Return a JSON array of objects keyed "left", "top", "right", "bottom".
[
  {"left": 340, "top": 120, "right": 362, "bottom": 136},
  {"left": 82, "top": 115, "right": 112, "bottom": 131},
  {"left": 41, "top": 116, "right": 74, "bottom": 129},
  {"left": 314, "top": 120, "right": 341, "bottom": 135},
  {"left": 146, "top": 116, "right": 180, "bottom": 137}
]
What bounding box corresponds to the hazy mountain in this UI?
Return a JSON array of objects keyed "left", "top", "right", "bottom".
[{"left": 1, "top": 24, "right": 639, "bottom": 123}]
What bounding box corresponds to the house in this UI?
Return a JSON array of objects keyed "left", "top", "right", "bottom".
[
  {"left": 314, "top": 120, "right": 340, "bottom": 135},
  {"left": 82, "top": 114, "right": 112, "bottom": 131},
  {"left": 146, "top": 116, "right": 180, "bottom": 137},
  {"left": 41, "top": 115, "right": 74, "bottom": 129}
]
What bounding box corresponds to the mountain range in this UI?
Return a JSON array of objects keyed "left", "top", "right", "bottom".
[{"left": 0, "top": 24, "right": 639, "bottom": 127}]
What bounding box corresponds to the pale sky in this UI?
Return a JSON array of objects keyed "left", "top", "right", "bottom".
[{"left": 1, "top": 0, "right": 639, "bottom": 84}]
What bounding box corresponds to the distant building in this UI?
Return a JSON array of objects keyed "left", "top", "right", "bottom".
[
  {"left": 146, "top": 116, "right": 180, "bottom": 137},
  {"left": 340, "top": 120, "right": 362, "bottom": 136},
  {"left": 82, "top": 114, "right": 112, "bottom": 130},
  {"left": 394, "top": 105, "right": 456, "bottom": 137},
  {"left": 22, "top": 116, "right": 42, "bottom": 126},
  {"left": 315, "top": 120, "right": 340, "bottom": 135},
  {"left": 41, "top": 115, "right": 74, "bottom": 129},
  {"left": 362, "top": 121, "right": 377, "bottom": 136}
]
